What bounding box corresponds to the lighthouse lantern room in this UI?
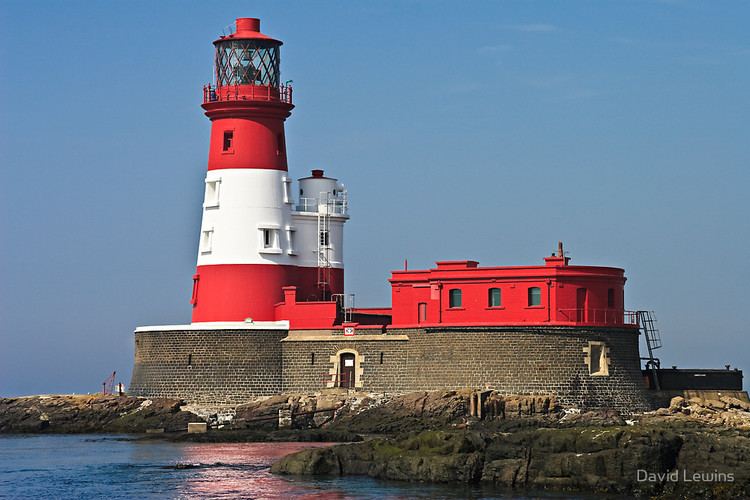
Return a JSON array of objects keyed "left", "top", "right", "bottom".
[{"left": 191, "top": 18, "right": 348, "bottom": 323}]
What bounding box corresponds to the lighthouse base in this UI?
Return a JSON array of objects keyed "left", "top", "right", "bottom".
[
  {"left": 129, "top": 323, "right": 286, "bottom": 405},
  {"left": 129, "top": 324, "right": 652, "bottom": 412}
]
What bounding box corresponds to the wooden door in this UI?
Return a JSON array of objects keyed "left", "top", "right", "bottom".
[{"left": 339, "top": 353, "right": 355, "bottom": 388}]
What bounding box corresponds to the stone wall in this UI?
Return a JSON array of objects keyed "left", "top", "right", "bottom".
[
  {"left": 129, "top": 329, "right": 285, "bottom": 405},
  {"left": 281, "top": 327, "right": 651, "bottom": 412},
  {"left": 130, "top": 326, "right": 651, "bottom": 412},
  {"left": 281, "top": 336, "right": 410, "bottom": 394}
]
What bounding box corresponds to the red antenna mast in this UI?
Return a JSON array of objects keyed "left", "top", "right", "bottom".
[{"left": 102, "top": 371, "right": 116, "bottom": 395}]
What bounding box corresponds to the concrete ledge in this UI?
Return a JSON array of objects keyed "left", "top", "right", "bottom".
[{"left": 135, "top": 320, "right": 290, "bottom": 332}]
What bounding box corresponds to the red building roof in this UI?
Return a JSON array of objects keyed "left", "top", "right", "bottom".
[{"left": 275, "top": 243, "right": 636, "bottom": 331}]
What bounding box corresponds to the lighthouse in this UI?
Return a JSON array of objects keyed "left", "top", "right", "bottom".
[
  {"left": 191, "top": 18, "right": 348, "bottom": 323},
  {"left": 131, "top": 16, "right": 691, "bottom": 411}
]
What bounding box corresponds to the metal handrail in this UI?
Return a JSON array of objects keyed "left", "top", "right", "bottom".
[
  {"left": 202, "top": 83, "right": 293, "bottom": 104},
  {"left": 557, "top": 308, "right": 634, "bottom": 325},
  {"left": 331, "top": 293, "right": 355, "bottom": 322},
  {"left": 295, "top": 197, "right": 348, "bottom": 215}
]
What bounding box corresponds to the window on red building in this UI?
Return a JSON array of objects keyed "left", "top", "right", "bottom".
[
  {"left": 222, "top": 130, "right": 233, "bottom": 151},
  {"left": 418, "top": 302, "right": 427, "bottom": 323},
  {"left": 607, "top": 288, "right": 615, "bottom": 308},
  {"left": 528, "top": 287, "right": 541, "bottom": 306},
  {"left": 488, "top": 288, "right": 501, "bottom": 307},
  {"left": 448, "top": 289, "right": 462, "bottom": 308}
]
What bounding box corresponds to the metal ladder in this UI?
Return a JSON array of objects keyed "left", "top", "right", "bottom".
[
  {"left": 316, "top": 192, "right": 332, "bottom": 299},
  {"left": 637, "top": 310, "right": 663, "bottom": 390},
  {"left": 332, "top": 293, "right": 355, "bottom": 322}
]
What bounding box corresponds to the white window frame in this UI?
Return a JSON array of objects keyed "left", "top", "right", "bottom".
[
  {"left": 200, "top": 228, "right": 214, "bottom": 254},
  {"left": 286, "top": 226, "right": 297, "bottom": 255},
  {"left": 584, "top": 341, "right": 610, "bottom": 376},
  {"left": 204, "top": 178, "right": 221, "bottom": 209},
  {"left": 282, "top": 176, "right": 293, "bottom": 204},
  {"left": 258, "top": 224, "right": 282, "bottom": 254}
]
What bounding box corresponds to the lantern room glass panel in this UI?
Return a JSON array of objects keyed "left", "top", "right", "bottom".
[{"left": 215, "top": 40, "right": 281, "bottom": 87}]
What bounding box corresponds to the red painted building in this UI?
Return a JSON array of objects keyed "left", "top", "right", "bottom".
[
  {"left": 185, "top": 19, "right": 631, "bottom": 333},
  {"left": 389, "top": 243, "right": 627, "bottom": 328},
  {"left": 274, "top": 243, "right": 633, "bottom": 330}
]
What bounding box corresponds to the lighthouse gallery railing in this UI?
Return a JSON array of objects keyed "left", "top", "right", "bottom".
[{"left": 202, "top": 84, "right": 293, "bottom": 104}]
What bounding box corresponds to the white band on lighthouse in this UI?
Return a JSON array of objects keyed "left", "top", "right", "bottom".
[{"left": 197, "top": 168, "right": 346, "bottom": 269}]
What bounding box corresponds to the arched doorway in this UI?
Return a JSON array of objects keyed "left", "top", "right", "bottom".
[{"left": 339, "top": 352, "right": 356, "bottom": 388}]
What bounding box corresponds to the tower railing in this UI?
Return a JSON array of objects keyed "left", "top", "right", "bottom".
[
  {"left": 202, "top": 83, "right": 293, "bottom": 104},
  {"left": 331, "top": 293, "right": 355, "bottom": 322},
  {"left": 556, "top": 308, "right": 636, "bottom": 325},
  {"left": 295, "top": 196, "right": 348, "bottom": 215}
]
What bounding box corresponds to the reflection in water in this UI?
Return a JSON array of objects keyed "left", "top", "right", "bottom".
[
  {"left": 1, "top": 435, "right": 576, "bottom": 499},
  {"left": 175, "top": 442, "right": 340, "bottom": 499}
]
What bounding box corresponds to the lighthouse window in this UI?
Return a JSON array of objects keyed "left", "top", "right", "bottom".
[
  {"left": 319, "top": 230, "right": 330, "bottom": 247},
  {"left": 222, "top": 131, "right": 233, "bottom": 152},
  {"left": 259, "top": 227, "right": 281, "bottom": 253},
  {"left": 282, "top": 177, "right": 292, "bottom": 204},
  {"left": 585, "top": 341, "right": 610, "bottom": 376},
  {"left": 418, "top": 302, "right": 427, "bottom": 323},
  {"left": 488, "top": 288, "right": 502, "bottom": 307},
  {"left": 528, "top": 287, "right": 542, "bottom": 306},
  {"left": 190, "top": 274, "right": 200, "bottom": 306},
  {"left": 448, "top": 289, "right": 462, "bottom": 308},
  {"left": 607, "top": 288, "right": 615, "bottom": 308},
  {"left": 215, "top": 40, "right": 280, "bottom": 87},
  {"left": 200, "top": 229, "right": 213, "bottom": 254},
  {"left": 286, "top": 227, "right": 297, "bottom": 255},
  {"left": 204, "top": 179, "right": 221, "bottom": 208}
]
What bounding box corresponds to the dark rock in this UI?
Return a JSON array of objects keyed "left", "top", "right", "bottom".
[
  {"left": 271, "top": 446, "right": 341, "bottom": 475},
  {"left": 274, "top": 431, "right": 487, "bottom": 483},
  {"left": 0, "top": 395, "right": 202, "bottom": 434},
  {"left": 328, "top": 391, "right": 470, "bottom": 434},
  {"left": 273, "top": 422, "right": 750, "bottom": 497}
]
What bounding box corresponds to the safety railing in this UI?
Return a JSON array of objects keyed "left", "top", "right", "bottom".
[
  {"left": 557, "top": 308, "right": 635, "bottom": 325},
  {"left": 202, "top": 83, "right": 293, "bottom": 104},
  {"left": 624, "top": 310, "right": 639, "bottom": 326},
  {"left": 295, "top": 197, "right": 348, "bottom": 215},
  {"left": 331, "top": 293, "right": 355, "bottom": 322}
]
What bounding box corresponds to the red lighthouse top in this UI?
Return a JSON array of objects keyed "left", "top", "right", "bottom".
[
  {"left": 213, "top": 18, "right": 282, "bottom": 45},
  {"left": 204, "top": 16, "right": 291, "bottom": 103},
  {"left": 202, "top": 17, "right": 294, "bottom": 172}
]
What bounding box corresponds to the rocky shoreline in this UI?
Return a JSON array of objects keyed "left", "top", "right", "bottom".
[
  {"left": 0, "top": 394, "right": 200, "bottom": 434},
  {"left": 3, "top": 390, "right": 750, "bottom": 498},
  {"left": 272, "top": 390, "right": 750, "bottom": 499}
]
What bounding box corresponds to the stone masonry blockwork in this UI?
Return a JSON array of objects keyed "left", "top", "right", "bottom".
[
  {"left": 282, "top": 327, "right": 651, "bottom": 412},
  {"left": 130, "top": 326, "right": 651, "bottom": 412},
  {"left": 129, "top": 329, "right": 285, "bottom": 405}
]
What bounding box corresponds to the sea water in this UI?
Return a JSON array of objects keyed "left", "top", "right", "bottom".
[{"left": 0, "top": 435, "right": 594, "bottom": 499}]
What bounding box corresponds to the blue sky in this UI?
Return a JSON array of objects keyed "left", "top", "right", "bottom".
[{"left": 1, "top": 1, "right": 748, "bottom": 396}]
